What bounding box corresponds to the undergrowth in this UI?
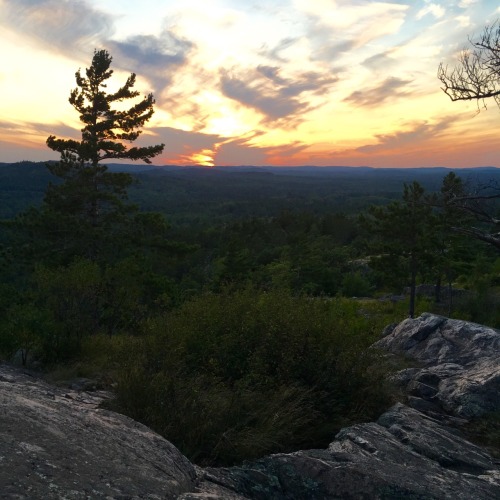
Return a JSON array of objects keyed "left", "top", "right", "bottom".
[{"left": 96, "top": 289, "right": 400, "bottom": 466}]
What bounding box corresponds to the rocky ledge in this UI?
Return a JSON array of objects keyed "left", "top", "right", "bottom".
[
  {"left": 1, "top": 313, "right": 499, "bottom": 499},
  {"left": 375, "top": 312, "right": 500, "bottom": 420}
]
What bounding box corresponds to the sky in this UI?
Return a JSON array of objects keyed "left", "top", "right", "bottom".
[{"left": 0, "top": 0, "right": 499, "bottom": 168}]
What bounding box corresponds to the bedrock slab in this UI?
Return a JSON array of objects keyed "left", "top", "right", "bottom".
[
  {"left": 0, "top": 364, "right": 197, "bottom": 499},
  {"left": 187, "top": 403, "right": 499, "bottom": 499}
]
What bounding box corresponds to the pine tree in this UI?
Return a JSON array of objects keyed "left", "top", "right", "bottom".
[
  {"left": 47, "top": 49, "right": 164, "bottom": 165},
  {"left": 0, "top": 50, "right": 172, "bottom": 358},
  {"left": 362, "top": 181, "right": 436, "bottom": 318},
  {"left": 41, "top": 49, "right": 165, "bottom": 262},
  {"left": 433, "top": 173, "right": 473, "bottom": 312}
]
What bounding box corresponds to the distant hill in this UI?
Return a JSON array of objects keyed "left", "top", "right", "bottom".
[{"left": 1, "top": 161, "right": 499, "bottom": 223}]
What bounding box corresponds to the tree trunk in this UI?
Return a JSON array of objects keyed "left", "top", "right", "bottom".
[
  {"left": 409, "top": 253, "right": 417, "bottom": 318},
  {"left": 435, "top": 274, "right": 442, "bottom": 303}
]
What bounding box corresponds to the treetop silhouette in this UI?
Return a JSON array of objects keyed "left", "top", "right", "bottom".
[{"left": 47, "top": 49, "right": 164, "bottom": 165}]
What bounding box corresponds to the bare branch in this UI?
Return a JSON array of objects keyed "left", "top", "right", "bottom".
[
  {"left": 451, "top": 226, "right": 500, "bottom": 250},
  {"left": 438, "top": 20, "right": 500, "bottom": 109}
]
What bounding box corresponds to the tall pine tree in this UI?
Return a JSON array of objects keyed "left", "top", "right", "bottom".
[
  {"left": 362, "top": 181, "right": 435, "bottom": 318},
  {"left": 0, "top": 51, "right": 171, "bottom": 360},
  {"left": 41, "top": 49, "right": 165, "bottom": 263}
]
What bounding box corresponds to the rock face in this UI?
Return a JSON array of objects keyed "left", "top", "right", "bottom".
[
  {"left": 0, "top": 364, "right": 197, "bottom": 499},
  {"left": 374, "top": 312, "right": 500, "bottom": 418},
  {"left": 188, "top": 404, "right": 498, "bottom": 499},
  {"left": 1, "top": 313, "right": 499, "bottom": 499}
]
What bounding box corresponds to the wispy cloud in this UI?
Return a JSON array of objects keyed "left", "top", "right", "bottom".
[
  {"left": 220, "top": 66, "right": 337, "bottom": 123},
  {"left": 0, "top": 118, "right": 80, "bottom": 160},
  {"left": 259, "top": 37, "right": 300, "bottom": 63},
  {"left": 344, "top": 77, "right": 413, "bottom": 107},
  {"left": 416, "top": 3, "right": 446, "bottom": 21},
  {"left": 221, "top": 72, "right": 306, "bottom": 121},
  {"left": 0, "top": 0, "right": 113, "bottom": 55},
  {"left": 356, "top": 117, "right": 455, "bottom": 154},
  {"left": 362, "top": 48, "right": 398, "bottom": 71},
  {"left": 108, "top": 29, "right": 194, "bottom": 93},
  {"left": 0, "top": 118, "right": 78, "bottom": 140},
  {"left": 295, "top": 0, "right": 409, "bottom": 62},
  {"left": 0, "top": 0, "right": 196, "bottom": 95},
  {"left": 459, "top": 0, "right": 478, "bottom": 8}
]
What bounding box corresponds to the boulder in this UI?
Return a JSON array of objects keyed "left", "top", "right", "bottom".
[{"left": 374, "top": 312, "right": 500, "bottom": 418}]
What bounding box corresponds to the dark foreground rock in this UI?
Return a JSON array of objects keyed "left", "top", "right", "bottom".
[
  {"left": 0, "top": 364, "right": 197, "bottom": 499},
  {"left": 1, "top": 313, "right": 499, "bottom": 499},
  {"left": 188, "top": 403, "right": 499, "bottom": 499}
]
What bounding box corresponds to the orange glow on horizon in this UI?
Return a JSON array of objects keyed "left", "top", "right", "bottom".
[{"left": 160, "top": 148, "right": 216, "bottom": 167}]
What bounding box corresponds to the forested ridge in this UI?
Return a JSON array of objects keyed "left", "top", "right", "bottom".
[{"left": 2, "top": 160, "right": 499, "bottom": 221}]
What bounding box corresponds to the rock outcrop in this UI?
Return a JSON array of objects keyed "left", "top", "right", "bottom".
[
  {"left": 0, "top": 365, "right": 197, "bottom": 499},
  {"left": 1, "top": 313, "right": 499, "bottom": 499},
  {"left": 188, "top": 403, "right": 498, "bottom": 499},
  {"left": 374, "top": 312, "right": 500, "bottom": 419}
]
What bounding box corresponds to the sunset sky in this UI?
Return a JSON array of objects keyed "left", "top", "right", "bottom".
[{"left": 1, "top": 0, "right": 499, "bottom": 168}]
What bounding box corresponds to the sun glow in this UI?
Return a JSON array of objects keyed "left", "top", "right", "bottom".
[{"left": 188, "top": 149, "right": 216, "bottom": 167}]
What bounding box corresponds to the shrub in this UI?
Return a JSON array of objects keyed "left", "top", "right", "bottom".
[{"left": 111, "top": 288, "right": 394, "bottom": 465}]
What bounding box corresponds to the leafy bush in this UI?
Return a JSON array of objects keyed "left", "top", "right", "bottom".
[
  {"left": 341, "top": 271, "right": 372, "bottom": 297},
  {"left": 110, "top": 289, "right": 394, "bottom": 465}
]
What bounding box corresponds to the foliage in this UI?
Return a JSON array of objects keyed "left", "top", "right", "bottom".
[
  {"left": 110, "top": 289, "right": 394, "bottom": 466},
  {"left": 15, "top": 50, "right": 166, "bottom": 266},
  {"left": 185, "top": 212, "right": 359, "bottom": 297},
  {"left": 360, "top": 181, "right": 436, "bottom": 317},
  {"left": 0, "top": 302, "right": 53, "bottom": 366},
  {"left": 47, "top": 49, "right": 164, "bottom": 166}
]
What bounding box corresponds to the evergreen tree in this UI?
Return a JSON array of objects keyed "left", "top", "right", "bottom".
[
  {"left": 362, "top": 181, "right": 435, "bottom": 318},
  {"left": 40, "top": 49, "right": 165, "bottom": 263},
  {"left": 0, "top": 50, "right": 171, "bottom": 360},
  {"left": 47, "top": 49, "right": 164, "bottom": 166}
]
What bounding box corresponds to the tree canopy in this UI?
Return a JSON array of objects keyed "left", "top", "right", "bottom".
[{"left": 361, "top": 181, "right": 435, "bottom": 318}]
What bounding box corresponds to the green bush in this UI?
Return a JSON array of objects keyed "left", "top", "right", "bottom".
[
  {"left": 111, "top": 289, "right": 394, "bottom": 466},
  {"left": 0, "top": 302, "right": 54, "bottom": 365}
]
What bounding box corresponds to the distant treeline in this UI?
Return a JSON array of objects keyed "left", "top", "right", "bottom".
[{"left": 1, "top": 161, "right": 499, "bottom": 223}]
